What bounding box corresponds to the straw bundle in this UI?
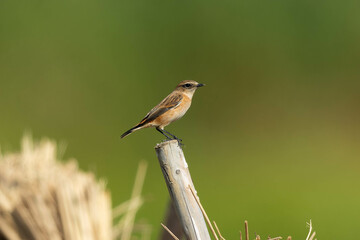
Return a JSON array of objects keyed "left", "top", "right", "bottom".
[{"left": 0, "top": 137, "right": 112, "bottom": 240}]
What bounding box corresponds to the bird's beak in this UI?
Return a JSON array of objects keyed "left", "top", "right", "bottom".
[{"left": 197, "top": 83, "right": 205, "bottom": 88}]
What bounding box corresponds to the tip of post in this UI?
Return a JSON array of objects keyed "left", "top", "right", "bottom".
[{"left": 154, "top": 139, "right": 180, "bottom": 149}]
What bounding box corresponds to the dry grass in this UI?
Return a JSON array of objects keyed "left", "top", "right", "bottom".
[
  {"left": 160, "top": 223, "right": 179, "bottom": 240},
  {"left": 0, "top": 136, "right": 149, "bottom": 240},
  {"left": 160, "top": 184, "right": 318, "bottom": 240},
  {"left": 0, "top": 136, "right": 317, "bottom": 240}
]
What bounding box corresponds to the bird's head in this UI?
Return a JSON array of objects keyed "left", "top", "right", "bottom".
[{"left": 175, "top": 80, "right": 205, "bottom": 98}]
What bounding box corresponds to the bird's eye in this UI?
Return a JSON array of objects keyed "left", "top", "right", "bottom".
[{"left": 183, "top": 83, "right": 192, "bottom": 88}]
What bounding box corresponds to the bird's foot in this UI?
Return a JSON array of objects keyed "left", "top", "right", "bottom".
[
  {"left": 161, "top": 137, "right": 183, "bottom": 146},
  {"left": 177, "top": 140, "right": 184, "bottom": 147},
  {"left": 173, "top": 137, "right": 184, "bottom": 147}
]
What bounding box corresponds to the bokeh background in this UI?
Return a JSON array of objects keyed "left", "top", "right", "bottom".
[{"left": 1, "top": 0, "right": 359, "bottom": 239}]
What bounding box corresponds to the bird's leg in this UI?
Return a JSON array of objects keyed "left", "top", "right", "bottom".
[
  {"left": 162, "top": 129, "right": 182, "bottom": 142},
  {"left": 162, "top": 129, "right": 183, "bottom": 147},
  {"left": 156, "top": 127, "right": 172, "bottom": 140}
]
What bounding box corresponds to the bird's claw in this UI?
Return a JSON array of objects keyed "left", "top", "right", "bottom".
[
  {"left": 173, "top": 137, "right": 184, "bottom": 147},
  {"left": 177, "top": 140, "right": 184, "bottom": 147},
  {"left": 161, "top": 137, "right": 184, "bottom": 147}
]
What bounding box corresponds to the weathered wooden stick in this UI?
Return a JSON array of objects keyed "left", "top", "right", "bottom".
[{"left": 155, "top": 140, "right": 211, "bottom": 240}]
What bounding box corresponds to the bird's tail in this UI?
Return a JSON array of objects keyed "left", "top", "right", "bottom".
[{"left": 120, "top": 124, "right": 142, "bottom": 139}]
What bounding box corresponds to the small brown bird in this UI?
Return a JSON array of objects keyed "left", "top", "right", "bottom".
[{"left": 121, "top": 80, "right": 205, "bottom": 141}]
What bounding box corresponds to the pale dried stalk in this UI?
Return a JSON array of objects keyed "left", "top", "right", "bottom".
[
  {"left": 245, "top": 221, "right": 249, "bottom": 240},
  {"left": 213, "top": 221, "right": 226, "bottom": 240},
  {"left": 306, "top": 220, "right": 313, "bottom": 240},
  {"left": 237, "top": 221, "right": 312, "bottom": 240},
  {"left": 189, "top": 185, "right": 219, "bottom": 240},
  {"left": 118, "top": 161, "right": 147, "bottom": 240},
  {"left": 309, "top": 232, "right": 316, "bottom": 240},
  {"left": 112, "top": 162, "right": 148, "bottom": 239},
  {"left": 161, "top": 223, "right": 180, "bottom": 240}
]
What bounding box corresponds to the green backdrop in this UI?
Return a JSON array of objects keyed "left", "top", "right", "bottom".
[{"left": 1, "top": 0, "right": 359, "bottom": 239}]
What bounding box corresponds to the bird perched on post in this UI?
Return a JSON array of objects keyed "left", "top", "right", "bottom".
[{"left": 121, "top": 80, "right": 205, "bottom": 141}]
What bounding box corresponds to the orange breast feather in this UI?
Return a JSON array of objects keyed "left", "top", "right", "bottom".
[{"left": 153, "top": 95, "right": 191, "bottom": 128}]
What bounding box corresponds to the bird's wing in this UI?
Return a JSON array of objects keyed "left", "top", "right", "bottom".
[{"left": 138, "top": 93, "right": 183, "bottom": 125}]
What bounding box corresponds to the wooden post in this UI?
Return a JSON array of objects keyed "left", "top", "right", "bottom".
[{"left": 155, "top": 140, "right": 211, "bottom": 240}]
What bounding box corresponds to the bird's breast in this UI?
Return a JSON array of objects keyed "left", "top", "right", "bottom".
[
  {"left": 154, "top": 96, "right": 192, "bottom": 127},
  {"left": 172, "top": 96, "right": 191, "bottom": 119}
]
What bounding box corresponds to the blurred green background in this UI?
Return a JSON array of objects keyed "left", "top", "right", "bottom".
[{"left": 1, "top": 0, "right": 360, "bottom": 239}]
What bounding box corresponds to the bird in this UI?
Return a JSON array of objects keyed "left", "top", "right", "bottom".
[{"left": 121, "top": 80, "right": 205, "bottom": 141}]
